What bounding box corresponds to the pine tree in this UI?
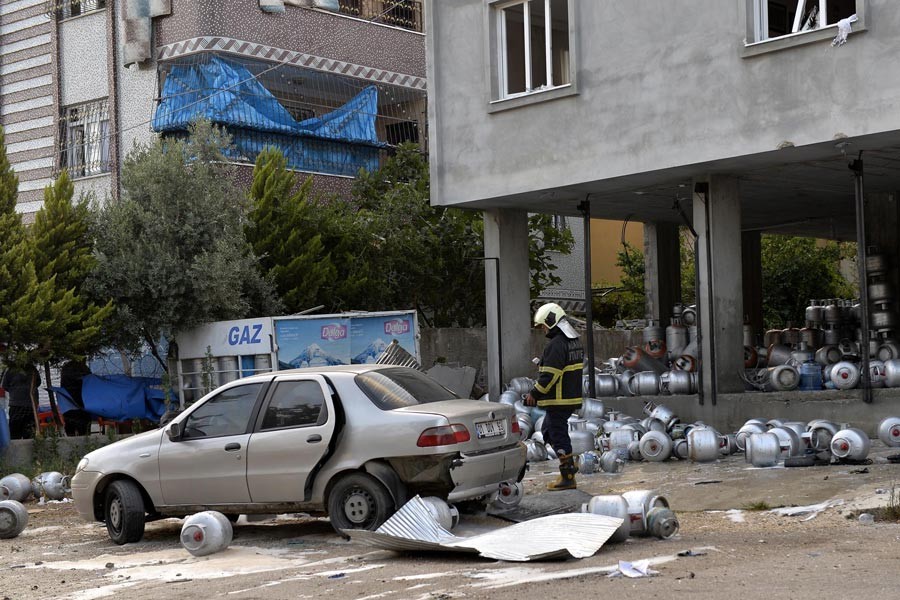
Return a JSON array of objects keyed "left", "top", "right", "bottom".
[
  {"left": 29, "top": 171, "right": 112, "bottom": 361},
  {"left": 246, "top": 148, "right": 337, "bottom": 313},
  {"left": 0, "top": 126, "right": 24, "bottom": 342}
]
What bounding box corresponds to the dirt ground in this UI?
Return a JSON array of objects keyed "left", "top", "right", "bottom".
[{"left": 4, "top": 446, "right": 900, "bottom": 600}]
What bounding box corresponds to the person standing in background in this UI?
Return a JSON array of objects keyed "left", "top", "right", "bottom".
[{"left": 1, "top": 364, "right": 40, "bottom": 439}]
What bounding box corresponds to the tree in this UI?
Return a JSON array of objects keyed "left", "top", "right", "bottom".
[
  {"left": 86, "top": 122, "right": 281, "bottom": 370},
  {"left": 591, "top": 242, "right": 646, "bottom": 325},
  {"left": 27, "top": 172, "right": 114, "bottom": 424},
  {"left": 761, "top": 235, "right": 856, "bottom": 328},
  {"left": 246, "top": 148, "right": 337, "bottom": 314}
]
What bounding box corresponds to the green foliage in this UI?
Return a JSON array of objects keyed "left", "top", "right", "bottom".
[
  {"left": 528, "top": 214, "right": 576, "bottom": 295},
  {"left": 761, "top": 235, "right": 856, "bottom": 328},
  {"left": 247, "top": 144, "right": 574, "bottom": 327},
  {"left": 26, "top": 171, "right": 113, "bottom": 362},
  {"left": 680, "top": 228, "right": 697, "bottom": 305},
  {"left": 246, "top": 148, "right": 337, "bottom": 313},
  {"left": 0, "top": 126, "right": 29, "bottom": 360},
  {"left": 31, "top": 429, "right": 112, "bottom": 476},
  {"left": 86, "top": 122, "right": 282, "bottom": 365},
  {"left": 592, "top": 242, "right": 647, "bottom": 325}
]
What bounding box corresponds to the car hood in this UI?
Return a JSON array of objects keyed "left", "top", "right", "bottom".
[{"left": 84, "top": 429, "right": 164, "bottom": 468}]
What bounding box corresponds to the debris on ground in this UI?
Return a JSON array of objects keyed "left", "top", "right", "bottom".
[{"left": 768, "top": 499, "right": 844, "bottom": 521}]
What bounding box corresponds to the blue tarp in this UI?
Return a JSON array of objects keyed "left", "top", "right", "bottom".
[
  {"left": 152, "top": 55, "right": 385, "bottom": 175},
  {"left": 81, "top": 375, "right": 168, "bottom": 422}
]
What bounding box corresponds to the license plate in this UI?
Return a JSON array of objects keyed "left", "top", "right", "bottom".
[{"left": 475, "top": 419, "right": 506, "bottom": 439}]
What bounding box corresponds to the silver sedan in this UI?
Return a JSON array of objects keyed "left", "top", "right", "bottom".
[{"left": 71, "top": 365, "right": 526, "bottom": 544}]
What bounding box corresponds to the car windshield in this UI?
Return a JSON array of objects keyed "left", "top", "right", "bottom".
[{"left": 355, "top": 368, "right": 460, "bottom": 410}]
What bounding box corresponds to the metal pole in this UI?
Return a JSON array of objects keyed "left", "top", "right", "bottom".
[
  {"left": 851, "top": 157, "right": 873, "bottom": 404},
  {"left": 578, "top": 199, "right": 596, "bottom": 399}
]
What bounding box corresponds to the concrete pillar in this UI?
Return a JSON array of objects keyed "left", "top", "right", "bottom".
[
  {"left": 643, "top": 222, "right": 681, "bottom": 327},
  {"left": 741, "top": 231, "right": 763, "bottom": 345},
  {"left": 483, "top": 209, "right": 532, "bottom": 400},
  {"left": 693, "top": 176, "right": 745, "bottom": 397}
]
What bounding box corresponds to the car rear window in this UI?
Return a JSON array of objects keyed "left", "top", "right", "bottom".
[{"left": 355, "top": 368, "right": 460, "bottom": 410}]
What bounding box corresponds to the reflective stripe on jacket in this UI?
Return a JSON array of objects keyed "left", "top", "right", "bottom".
[{"left": 530, "top": 327, "right": 584, "bottom": 408}]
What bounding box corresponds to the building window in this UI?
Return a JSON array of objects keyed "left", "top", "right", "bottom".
[
  {"left": 52, "top": 0, "right": 107, "bottom": 21},
  {"left": 495, "top": 0, "right": 570, "bottom": 100},
  {"left": 59, "top": 99, "right": 110, "bottom": 178},
  {"left": 750, "top": 0, "right": 856, "bottom": 43}
]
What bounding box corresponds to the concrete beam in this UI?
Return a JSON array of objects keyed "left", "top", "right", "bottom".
[
  {"left": 643, "top": 222, "right": 681, "bottom": 327},
  {"left": 483, "top": 209, "right": 532, "bottom": 399},
  {"left": 693, "top": 175, "right": 745, "bottom": 397}
]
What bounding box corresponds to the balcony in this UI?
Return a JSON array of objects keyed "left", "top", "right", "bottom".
[
  {"left": 337, "top": 0, "right": 423, "bottom": 33},
  {"left": 152, "top": 52, "right": 426, "bottom": 177}
]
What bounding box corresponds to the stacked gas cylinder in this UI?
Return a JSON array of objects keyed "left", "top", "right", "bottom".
[
  {"left": 581, "top": 304, "right": 700, "bottom": 399},
  {"left": 0, "top": 471, "right": 70, "bottom": 539},
  {"left": 744, "top": 248, "right": 900, "bottom": 393}
]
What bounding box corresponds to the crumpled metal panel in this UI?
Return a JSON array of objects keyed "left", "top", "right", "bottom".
[{"left": 346, "top": 496, "right": 623, "bottom": 561}]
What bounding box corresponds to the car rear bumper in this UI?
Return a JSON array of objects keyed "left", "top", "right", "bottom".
[
  {"left": 70, "top": 470, "right": 103, "bottom": 521},
  {"left": 447, "top": 443, "right": 526, "bottom": 502}
]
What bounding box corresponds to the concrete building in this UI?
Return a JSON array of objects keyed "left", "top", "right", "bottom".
[
  {"left": 0, "top": 0, "right": 427, "bottom": 219},
  {"left": 425, "top": 0, "right": 900, "bottom": 416}
]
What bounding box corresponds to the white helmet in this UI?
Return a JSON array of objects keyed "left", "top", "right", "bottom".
[
  {"left": 534, "top": 303, "right": 579, "bottom": 339},
  {"left": 534, "top": 302, "right": 566, "bottom": 328}
]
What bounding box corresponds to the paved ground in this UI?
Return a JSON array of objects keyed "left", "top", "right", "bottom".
[{"left": 4, "top": 445, "right": 900, "bottom": 600}]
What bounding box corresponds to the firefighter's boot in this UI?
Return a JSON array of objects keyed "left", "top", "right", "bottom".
[{"left": 547, "top": 453, "right": 577, "bottom": 491}]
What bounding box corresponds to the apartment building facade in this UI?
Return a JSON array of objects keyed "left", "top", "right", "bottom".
[{"left": 0, "top": 0, "right": 427, "bottom": 219}]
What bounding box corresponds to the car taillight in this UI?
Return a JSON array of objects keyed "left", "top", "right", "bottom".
[
  {"left": 417, "top": 424, "right": 471, "bottom": 447},
  {"left": 511, "top": 419, "right": 520, "bottom": 435}
]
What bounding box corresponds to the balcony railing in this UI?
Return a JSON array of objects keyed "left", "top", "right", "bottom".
[
  {"left": 47, "top": 0, "right": 107, "bottom": 21},
  {"left": 338, "top": 0, "right": 423, "bottom": 33}
]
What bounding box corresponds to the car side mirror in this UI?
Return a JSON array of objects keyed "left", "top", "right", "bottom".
[{"left": 166, "top": 422, "right": 182, "bottom": 441}]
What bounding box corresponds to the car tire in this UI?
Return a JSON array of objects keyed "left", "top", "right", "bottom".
[
  {"left": 224, "top": 513, "right": 241, "bottom": 523},
  {"left": 327, "top": 473, "right": 394, "bottom": 534},
  {"left": 104, "top": 480, "right": 146, "bottom": 545}
]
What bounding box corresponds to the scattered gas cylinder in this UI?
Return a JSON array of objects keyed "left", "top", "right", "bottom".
[
  {"left": 32, "top": 472, "right": 70, "bottom": 501},
  {"left": 581, "top": 494, "right": 631, "bottom": 543},
  {"left": 493, "top": 481, "right": 525, "bottom": 508},
  {"left": 877, "top": 416, "right": 900, "bottom": 447},
  {"left": 639, "top": 430, "right": 672, "bottom": 462},
  {"left": 0, "top": 500, "right": 28, "bottom": 539},
  {"left": 180, "top": 511, "right": 233, "bottom": 557},
  {"left": 421, "top": 496, "right": 460, "bottom": 530},
  {"left": 745, "top": 432, "right": 780, "bottom": 467},
  {"left": 0, "top": 474, "right": 32, "bottom": 503},
  {"left": 576, "top": 451, "right": 601, "bottom": 474},
  {"left": 830, "top": 428, "right": 871, "bottom": 461}
]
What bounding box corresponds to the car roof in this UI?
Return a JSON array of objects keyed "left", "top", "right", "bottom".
[{"left": 240, "top": 363, "right": 404, "bottom": 383}]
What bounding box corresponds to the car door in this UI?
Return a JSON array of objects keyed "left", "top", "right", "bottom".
[
  {"left": 158, "top": 382, "right": 265, "bottom": 505},
  {"left": 246, "top": 375, "right": 336, "bottom": 503}
]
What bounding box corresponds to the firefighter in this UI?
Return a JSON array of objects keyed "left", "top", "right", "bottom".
[{"left": 525, "top": 302, "right": 584, "bottom": 491}]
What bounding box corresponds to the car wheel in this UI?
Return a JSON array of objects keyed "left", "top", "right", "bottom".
[
  {"left": 104, "top": 480, "right": 146, "bottom": 545},
  {"left": 327, "top": 473, "right": 394, "bottom": 534}
]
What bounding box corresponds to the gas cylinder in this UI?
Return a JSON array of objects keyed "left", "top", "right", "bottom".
[
  {"left": 180, "top": 511, "right": 233, "bottom": 557},
  {"left": 493, "top": 482, "right": 525, "bottom": 508},
  {"left": 498, "top": 390, "right": 520, "bottom": 405},
  {"left": 0, "top": 474, "right": 32, "bottom": 503},
  {"left": 524, "top": 439, "right": 548, "bottom": 462},
  {"left": 599, "top": 450, "right": 624, "bottom": 473},
  {"left": 568, "top": 420, "right": 596, "bottom": 455},
  {"left": 745, "top": 432, "right": 780, "bottom": 467},
  {"left": 830, "top": 361, "right": 860, "bottom": 390},
  {"left": 877, "top": 416, "right": 900, "bottom": 447},
  {"left": 765, "top": 365, "right": 800, "bottom": 391},
  {"left": 639, "top": 430, "right": 673, "bottom": 462},
  {"left": 666, "top": 317, "right": 688, "bottom": 359},
  {"left": 421, "top": 496, "right": 460, "bottom": 530},
  {"left": 508, "top": 377, "right": 534, "bottom": 396},
  {"left": 687, "top": 427, "right": 722, "bottom": 463},
  {"left": 581, "top": 495, "right": 631, "bottom": 542},
  {"left": 0, "top": 499, "right": 28, "bottom": 539},
  {"left": 31, "top": 472, "right": 69, "bottom": 501},
  {"left": 621, "top": 347, "right": 667, "bottom": 375},
  {"left": 576, "top": 451, "right": 601, "bottom": 474},
  {"left": 830, "top": 428, "right": 871, "bottom": 461}
]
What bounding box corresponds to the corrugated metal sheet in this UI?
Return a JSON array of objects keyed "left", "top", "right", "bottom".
[
  {"left": 346, "top": 496, "right": 623, "bottom": 562},
  {"left": 375, "top": 339, "right": 423, "bottom": 371}
]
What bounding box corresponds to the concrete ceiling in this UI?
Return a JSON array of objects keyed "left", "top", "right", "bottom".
[{"left": 466, "top": 130, "right": 900, "bottom": 242}]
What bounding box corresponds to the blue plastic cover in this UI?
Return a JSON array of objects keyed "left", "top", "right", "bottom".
[
  {"left": 0, "top": 409, "right": 8, "bottom": 454},
  {"left": 152, "top": 55, "right": 385, "bottom": 174},
  {"left": 81, "top": 375, "right": 168, "bottom": 422}
]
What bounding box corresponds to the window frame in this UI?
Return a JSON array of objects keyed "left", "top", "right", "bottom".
[
  {"left": 257, "top": 378, "right": 330, "bottom": 432},
  {"left": 180, "top": 382, "right": 266, "bottom": 440},
  {"left": 54, "top": 0, "right": 107, "bottom": 21},
  {"left": 485, "top": 0, "right": 578, "bottom": 113},
  {"left": 743, "top": 0, "right": 867, "bottom": 57},
  {"left": 58, "top": 98, "right": 111, "bottom": 179}
]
